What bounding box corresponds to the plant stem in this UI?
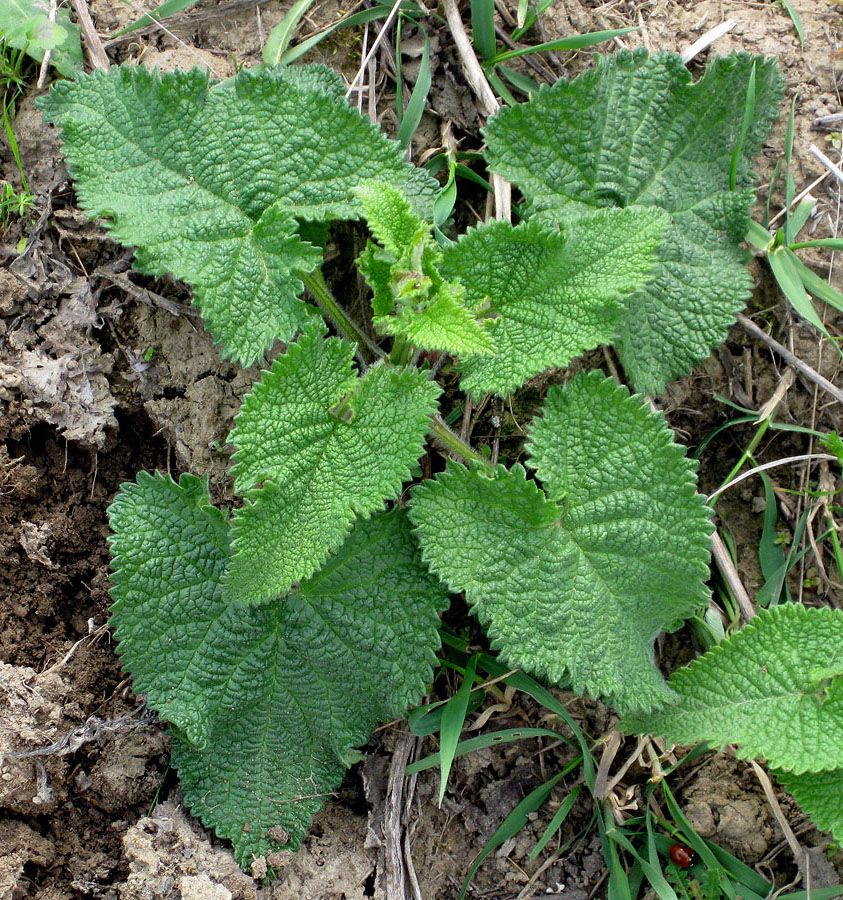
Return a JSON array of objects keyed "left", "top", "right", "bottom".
[
  {"left": 719, "top": 419, "right": 769, "bottom": 490},
  {"left": 428, "top": 415, "right": 494, "bottom": 470},
  {"left": 301, "top": 269, "right": 490, "bottom": 472},
  {"left": 389, "top": 334, "right": 415, "bottom": 367},
  {"left": 299, "top": 268, "right": 383, "bottom": 362}
]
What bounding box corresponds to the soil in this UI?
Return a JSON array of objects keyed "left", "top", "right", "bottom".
[{"left": 2, "top": 0, "right": 843, "bottom": 898}]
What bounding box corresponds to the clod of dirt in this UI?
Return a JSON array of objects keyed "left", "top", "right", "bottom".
[
  {"left": 84, "top": 729, "right": 168, "bottom": 813},
  {"left": 120, "top": 801, "right": 258, "bottom": 900},
  {"left": 130, "top": 305, "right": 259, "bottom": 495},
  {"left": 0, "top": 819, "right": 55, "bottom": 900},
  {"left": 1, "top": 263, "right": 118, "bottom": 448},
  {"left": 264, "top": 805, "right": 373, "bottom": 900},
  {"left": 682, "top": 757, "right": 773, "bottom": 862},
  {"left": 0, "top": 661, "right": 76, "bottom": 815},
  {"left": 119, "top": 801, "right": 371, "bottom": 900}
]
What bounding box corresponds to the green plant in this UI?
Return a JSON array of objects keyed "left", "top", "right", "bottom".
[
  {"left": 0, "top": 0, "right": 82, "bottom": 77},
  {"left": 1, "top": 95, "right": 33, "bottom": 228},
  {"left": 622, "top": 603, "right": 843, "bottom": 843},
  {"left": 747, "top": 96, "right": 843, "bottom": 356},
  {"left": 39, "top": 49, "right": 842, "bottom": 876}
]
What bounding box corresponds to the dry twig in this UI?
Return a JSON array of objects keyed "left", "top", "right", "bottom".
[
  {"left": 36, "top": 0, "right": 58, "bottom": 88},
  {"left": 70, "top": 0, "right": 110, "bottom": 70},
  {"left": 737, "top": 314, "right": 843, "bottom": 407}
]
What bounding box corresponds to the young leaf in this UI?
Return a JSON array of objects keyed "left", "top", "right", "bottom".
[
  {"left": 441, "top": 210, "right": 668, "bottom": 396},
  {"left": 109, "top": 472, "right": 446, "bottom": 865},
  {"left": 227, "top": 323, "right": 441, "bottom": 604},
  {"left": 355, "top": 182, "right": 496, "bottom": 357},
  {"left": 409, "top": 372, "right": 713, "bottom": 712},
  {"left": 38, "top": 65, "right": 437, "bottom": 365},
  {"left": 621, "top": 604, "right": 843, "bottom": 773},
  {"left": 483, "top": 50, "right": 783, "bottom": 393},
  {"left": 776, "top": 769, "right": 843, "bottom": 840}
]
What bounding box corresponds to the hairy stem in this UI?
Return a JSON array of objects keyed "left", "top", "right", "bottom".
[
  {"left": 302, "top": 268, "right": 490, "bottom": 472},
  {"left": 389, "top": 334, "right": 415, "bottom": 367},
  {"left": 428, "top": 416, "right": 494, "bottom": 470},
  {"left": 300, "top": 268, "right": 383, "bottom": 362}
]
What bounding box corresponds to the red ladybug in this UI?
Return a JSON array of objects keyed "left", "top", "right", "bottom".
[{"left": 669, "top": 843, "right": 697, "bottom": 868}]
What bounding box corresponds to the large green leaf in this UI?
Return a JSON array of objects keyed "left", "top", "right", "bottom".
[
  {"left": 38, "top": 65, "right": 437, "bottom": 364},
  {"left": 483, "top": 51, "right": 783, "bottom": 393},
  {"left": 0, "top": 0, "right": 82, "bottom": 77},
  {"left": 409, "top": 371, "right": 712, "bottom": 712},
  {"left": 441, "top": 210, "right": 667, "bottom": 396},
  {"left": 109, "top": 472, "right": 446, "bottom": 865},
  {"left": 227, "top": 322, "right": 441, "bottom": 603},
  {"left": 622, "top": 604, "right": 843, "bottom": 773},
  {"left": 777, "top": 769, "right": 843, "bottom": 840}
]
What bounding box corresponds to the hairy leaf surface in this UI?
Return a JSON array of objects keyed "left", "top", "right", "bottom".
[
  {"left": 777, "top": 769, "right": 843, "bottom": 840},
  {"left": 409, "top": 371, "right": 712, "bottom": 712},
  {"left": 227, "top": 323, "right": 441, "bottom": 603},
  {"left": 621, "top": 604, "right": 843, "bottom": 772},
  {"left": 483, "top": 51, "right": 783, "bottom": 392},
  {"left": 441, "top": 211, "right": 667, "bottom": 396},
  {"left": 109, "top": 472, "right": 445, "bottom": 865},
  {"left": 39, "top": 65, "right": 436, "bottom": 364}
]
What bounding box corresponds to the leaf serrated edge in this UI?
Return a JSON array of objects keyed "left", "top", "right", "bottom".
[
  {"left": 108, "top": 470, "right": 227, "bottom": 747},
  {"left": 621, "top": 604, "right": 843, "bottom": 773},
  {"left": 526, "top": 372, "right": 713, "bottom": 592}
]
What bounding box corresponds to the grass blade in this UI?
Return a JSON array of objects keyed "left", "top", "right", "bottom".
[
  {"left": 397, "top": 28, "right": 431, "bottom": 149},
  {"left": 497, "top": 64, "right": 540, "bottom": 97},
  {"left": 529, "top": 783, "right": 582, "bottom": 859},
  {"left": 408, "top": 689, "right": 485, "bottom": 736},
  {"left": 777, "top": 887, "right": 843, "bottom": 900},
  {"left": 746, "top": 217, "right": 774, "bottom": 251},
  {"left": 488, "top": 27, "right": 637, "bottom": 64},
  {"left": 779, "top": 0, "right": 805, "bottom": 47},
  {"left": 598, "top": 812, "right": 636, "bottom": 900},
  {"left": 470, "top": 0, "right": 497, "bottom": 61},
  {"left": 790, "top": 237, "right": 843, "bottom": 251},
  {"left": 769, "top": 247, "right": 843, "bottom": 360},
  {"left": 785, "top": 196, "right": 815, "bottom": 240},
  {"left": 459, "top": 771, "right": 566, "bottom": 899},
  {"left": 438, "top": 653, "right": 478, "bottom": 805},
  {"left": 784, "top": 95, "right": 797, "bottom": 243},
  {"left": 112, "top": 0, "right": 202, "bottom": 37},
  {"left": 787, "top": 253, "right": 843, "bottom": 313},
  {"left": 279, "top": 4, "right": 418, "bottom": 65},
  {"left": 729, "top": 60, "right": 756, "bottom": 191},
  {"left": 511, "top": 0, "right": 562, "bottom": 40},
  {"left": 477, "top": 656, "right": 597, "bottom": 790},
  {"left": 758, "top": 472, "right": 790, "bottom": 604},
  {"left": 433, "top": 160, "right": 457, "bottom": 228},
  {"left": 263, "top": 0, "right": 317, "bottom": 66},
  {"left": 406, "top": 726, "right": 567, "bottom": 774},
  {"left": 485, "top": 64, "right": 518, "bottom": 105}
]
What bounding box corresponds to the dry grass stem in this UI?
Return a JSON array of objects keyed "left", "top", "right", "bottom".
[
  {"left": 809, "top": 144, "right": 843, "bottom": 188},
  {"left": 441, "top": 0, "right": 512, "bottom": 222},
  {"left": 36, "top": 0, "right": 58, "bottom": 88},
  {"left": 711, "top": 530, "right": 756, "bottom": 622},
  {"left": 680, "top": 19, "right": 736, "bottom": 63}
]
